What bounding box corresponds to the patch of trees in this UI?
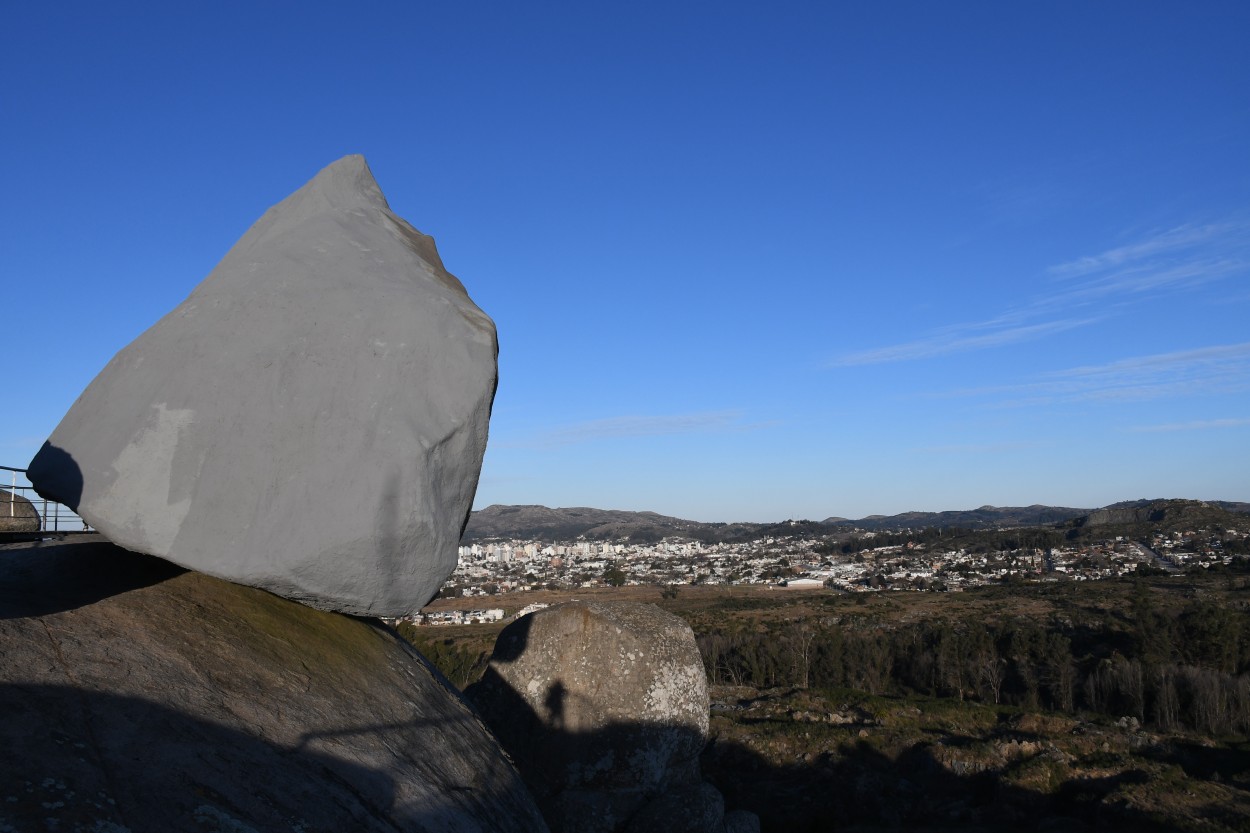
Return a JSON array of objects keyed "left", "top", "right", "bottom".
[
  {"left": 395, "top": 623, "right": 488, "bottom": 690},
  {"left": 603, "top": 563, "right": 627, "bottom": 587},
  {"left": 816, "top": 526, "right": 1066, "bottom": 557},
  {"left": 695, "top": 586, "right": 1250, "bottom": 736}
]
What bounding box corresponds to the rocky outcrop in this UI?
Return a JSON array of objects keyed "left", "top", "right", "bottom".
[
  {"left": 0, "top": 489, "right": 39, "bottom": 532},
  {"left": 27, "top": 155, "right": 497, "bottom": 617},
  {"left": 0, "top": 537, "right": 547, "bottom": 833},
  {"left": 1077, "top": 499, "right": 1209, "bottom": 527},
  {"left": 467, "top": 601, "right": 751, "bottom": 833}
]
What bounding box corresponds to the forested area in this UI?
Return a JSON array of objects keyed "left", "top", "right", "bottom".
[
  {"left": 695, "top": 581, "right": 1250, "bottom": 736},
  {"left": 402, "top": 572, "right": 1250, "bottom": 739},
  {"left": 395, "top": 621, "right": 489, "bottom": 689}
]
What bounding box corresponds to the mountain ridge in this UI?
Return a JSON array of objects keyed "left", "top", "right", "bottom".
[{"left": 464, "top": 499, "right": 1250, "bottom": 543}]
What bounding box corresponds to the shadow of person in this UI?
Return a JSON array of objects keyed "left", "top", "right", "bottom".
[{"left": 544, "top": 679, "right": 568, "bottom": 729}]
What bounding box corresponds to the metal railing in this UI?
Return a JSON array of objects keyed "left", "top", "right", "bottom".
[{"left": 2, "top": 464, "right": 93, "bottom": 534}]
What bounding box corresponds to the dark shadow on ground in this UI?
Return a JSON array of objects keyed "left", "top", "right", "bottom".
[
  {"left": 0, "top": 683, "right": 508, "bottom": 833},
  {"left": 0, "top": 537, "right": 184, "bottom": 618},
  {"left": 698, "top": 716, "right": 1220, "bottom": 833},
  {"left": 1136, "top": 737, "right": 1250, "bottom": 790}
]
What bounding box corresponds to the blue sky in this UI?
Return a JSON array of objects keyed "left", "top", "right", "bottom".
[{"left": 4, "top": 1, "right": 1248, "bottom": 521}]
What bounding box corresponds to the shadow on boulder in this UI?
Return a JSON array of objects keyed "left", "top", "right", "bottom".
[
  {"left": 26, "top": 441, "right": 84, "bottom": 509},
  {"left": 465, "top": 601, "right": 755, "bottom": 833},
  {"left": 0, "top": 538, "right": 548, "bottom": 832},
  {"left": 0, "top": 538, "right": 184, "bottom": 619},
  {"left": 2, "top": 683, "right": 417, "bottom": 832}
]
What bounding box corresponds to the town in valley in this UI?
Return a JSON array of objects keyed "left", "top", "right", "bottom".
[{"left": 413, "top": 499, "right": 1250, "bottom": 625}]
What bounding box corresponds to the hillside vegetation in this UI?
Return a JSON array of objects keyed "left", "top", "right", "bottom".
[
  {"left": 408, "top": 569, "right": 1250, "bottom": 831},
  {"left": 685, "top": 571, "right": 1250, "bottom": 832}
]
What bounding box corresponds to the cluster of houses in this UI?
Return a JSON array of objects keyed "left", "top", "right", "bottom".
[
  {"left": 409, "top": 607, "right": 506, "bottom": 626},
  {"left": 398, "top": 602, "right": 551, "bottom": 628},
  {"left": 406, "top": 527, "right": 1248, "bottom": 618},
  {"left": 1148, "top": 529, "right": 1245, "bottom": 570}
]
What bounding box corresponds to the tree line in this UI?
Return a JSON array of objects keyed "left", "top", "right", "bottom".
[
  {"left": 816, "top": 526, "right": 1069, "bottom": 557},
  {"left": 696, "top": 583, "right": 1250, "bottom": 736}
]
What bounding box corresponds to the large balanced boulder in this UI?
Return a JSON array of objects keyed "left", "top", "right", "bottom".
[
  {"left": 467, "top": 601, "right": 738, "bottom": 833},
  {"left": 0, "top": 537, "right": 547, "bottom": 833},
  {"left": 26, "top": 155, "right": 496, "bottom": 617}
]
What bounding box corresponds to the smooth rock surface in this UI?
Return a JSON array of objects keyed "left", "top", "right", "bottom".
[
  {"left": 466, "top": 601, "right": 716, "bottom": 831},
  {"left": 0, "top": 537, "right": 547, "bottom": 833},
  {"left": 27, "top": 155, "right": 497, "bottom": 616}
]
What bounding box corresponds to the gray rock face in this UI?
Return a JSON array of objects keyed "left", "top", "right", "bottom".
[
  {"left": 0, "top": 537, "right": 548, "bottom": 833},
  {"left": 0, "top": 489, "right": 39, "bottom": 532},
  {"left": 27, "top": 155, "right": 497, "bottom": 616},
  {"left": 467, "top": 601, "right": 735, "bottom": 833}
]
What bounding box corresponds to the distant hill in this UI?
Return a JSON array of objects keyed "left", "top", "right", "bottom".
[
  {"left": 464, "top": 500, "right": 1250, "bottom": 543},
  {"left": 820, "top": 504, "right": 1090, "bottom": 531},
  {"left": 1062, "top": 498, "right": 1250, "bottom": 538},
  {"left": 463, "top": 505, "right": 828, "bottom": 544},
  {"left": 464, "top": 504, "right": 705, "bottom": 543}
]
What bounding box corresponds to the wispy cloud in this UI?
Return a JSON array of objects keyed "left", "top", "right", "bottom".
[
  {"left": 1047, "top": 222, "right": 1243, "bottom": 279},
  {"left": 508, "top": 410, "right": 772, "bottom": 448},
  {"left": 1036, "top": 342, "right": 1250, "bottom": 401},
  {"left": 1032, "top": 222, "right": 1250, "bottom": 319},
  {"left": 1128, "top": 417, "right": 1250, "bottom": 433},
  {"left": 831, "top": 316, "right": 1095, "bottom": 367},
  {"left": 939, "top": 341, "right": 1250, "bottom": 407},
  {"left": 831, "top": 220, "right": 1249, "bottom": 367},
  {"left": 1039, "top": 259, "right": 1244, "bottom": 312}
]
